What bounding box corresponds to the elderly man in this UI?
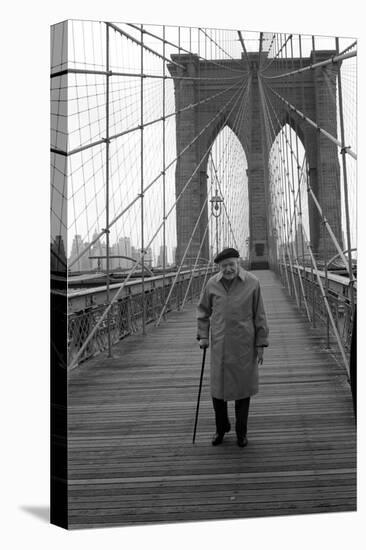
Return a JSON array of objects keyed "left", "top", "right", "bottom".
[{"left": 197, "top": 247, "right": 269, "bottom": 447}]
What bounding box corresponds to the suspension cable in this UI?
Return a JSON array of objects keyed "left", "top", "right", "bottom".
[
  {"left": 265, "top": 86, "right": 357, "bottom": 159},
  {"left": 237, "top": 31, "right": 250, "bottom": 67},
  {"left": 262, "top": 49, "right": 356, "bottom": 80}
]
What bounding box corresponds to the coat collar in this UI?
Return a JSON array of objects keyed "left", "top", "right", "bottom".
[{"left": 216, "top": 267, "right": 247, "bottom": 283}]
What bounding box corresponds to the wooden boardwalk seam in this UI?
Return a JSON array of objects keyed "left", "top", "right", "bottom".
[{"left": 68, "top": 270, "right": 356, "bottom": 528}]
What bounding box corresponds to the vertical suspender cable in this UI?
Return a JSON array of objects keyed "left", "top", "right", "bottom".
[
  {"left": 335, "top": 37, "right": 355, "bottom": 314},
  {"left": 140, "top": 24, "right": 146, "bottom": 335},
  {"left": 284, "top": 36, "right": 300, "bottom": 306},
  {"left": 299, "top": 34, "right": 311, "bottom": 319},
  {"left": 312, "top": 35, "right": 329, "bottom": 344},
  {"left": 162, "top": 25, "right": 167, "bottom": 319},
  {"left": 289, "top": 36, "right": 300, "bottom": 302},
  {"left": 105, "top": 22, "right": 112, "bottom": 357},
  {"left": 297, "top": 33, "right": 307, "bottom": 270}
]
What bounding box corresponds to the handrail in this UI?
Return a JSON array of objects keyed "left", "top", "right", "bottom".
[
  {"left": 279, "top": 262, "right": 357, "bottom": 290},
  {"left": 66, "top": 267, "right": 214, "bottom": 300}
]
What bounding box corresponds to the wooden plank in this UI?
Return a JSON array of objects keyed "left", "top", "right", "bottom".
[{"left": 68, "top": 270, "right": 356, "bottom": 528}]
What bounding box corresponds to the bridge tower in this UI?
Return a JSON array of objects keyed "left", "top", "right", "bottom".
[{"left": 168, "top": 50, "right": 342, "bottom": 268}]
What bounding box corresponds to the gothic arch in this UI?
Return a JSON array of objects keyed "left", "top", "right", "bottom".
[{"left": 168, "top": 50, "right": 342, "bottom": 267}]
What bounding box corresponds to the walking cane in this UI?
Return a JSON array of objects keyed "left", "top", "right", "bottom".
[{"left": 192, "top": 346, "right": 207, "bottom": 444}]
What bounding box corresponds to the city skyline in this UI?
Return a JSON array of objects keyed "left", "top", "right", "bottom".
[{"left": 67, "top": 232, "right": 176, "bottom": 272}]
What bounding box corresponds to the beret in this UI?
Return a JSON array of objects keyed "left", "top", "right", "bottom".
[{"left": 214, "top": 247, "right": 239, "bottom": 264}]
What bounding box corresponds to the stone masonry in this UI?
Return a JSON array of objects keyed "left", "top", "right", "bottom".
[{"left": 167, "top": 50, "right": 343, "bottom": 268}]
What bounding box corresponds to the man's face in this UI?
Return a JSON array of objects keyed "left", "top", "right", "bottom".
[{"left": 219, "top": 258, "right": 239, "bottom": 280}]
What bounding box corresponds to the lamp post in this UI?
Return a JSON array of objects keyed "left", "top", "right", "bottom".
[
  {"left": 210, "top": 189, "right": 224, "bottom": 257},
  {"left": 245, "top": 236, "right": 250, "bottom": 264}
]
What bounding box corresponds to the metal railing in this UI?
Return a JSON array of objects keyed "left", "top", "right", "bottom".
[
  {"left": 67, "top": 267, "right": 216, "bottom": 367},
  {"left": 278, "top": 262, "right": 356, "bottom": 369}
]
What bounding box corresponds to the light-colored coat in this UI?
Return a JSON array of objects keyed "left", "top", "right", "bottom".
[{"left": 197, "top": 268, "right": 269, "bottom": 401}]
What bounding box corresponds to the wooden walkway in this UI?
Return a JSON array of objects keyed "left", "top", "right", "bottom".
[{"left": 68, "top": 270, "right": 356, "bottom": 529}]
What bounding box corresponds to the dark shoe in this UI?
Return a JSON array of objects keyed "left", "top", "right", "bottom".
[
  {"left": 211, "top": 433, "right": 224, "bottom": 446},
  {"left": 211, "top": 423, "right": 231, "bottom": 446},
  {"left": 237, "top": 436, "right": 248, "bottom": 448}
]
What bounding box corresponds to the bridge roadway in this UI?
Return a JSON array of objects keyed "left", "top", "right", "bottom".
[{"left": 68, "top": 270, "right": 356, "bottom": 528}]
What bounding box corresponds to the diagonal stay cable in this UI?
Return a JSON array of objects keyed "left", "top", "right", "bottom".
[
  {"left": 198, "top": 27, "right": 238, "bottom": 62},
  {"left": 105, "top": 22, "right": 185, "bottom": 69},
  {"left": 338, "top": 39, "right": 357, "bottom": 56},
  {"left": 237, "top": 31, "right": 250, "bottom": 68},
  {"left": 265, "top": 84, "right": 357, "bottom": 160},
  {"left": 262, "top": 49, "right": 356, "bottom": 80},
  {"left": 261, "top": 33, "right": 292, "bottom": 73}
]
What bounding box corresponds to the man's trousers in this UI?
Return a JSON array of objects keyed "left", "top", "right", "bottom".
[{"left": 212, "top": 396, "right": 251, "bottom": 438}]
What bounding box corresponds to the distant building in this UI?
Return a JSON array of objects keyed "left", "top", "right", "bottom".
[
  {"left": 115, "top": 236, "right": 132, "bottom": 268},
  {"left": 89, "top": 236, "right": 107, "bottom": 271},
  {"left": 110, "top": 243, "right": 120, "bottom": 270},
  {"left": 51, "top": 235, "right": 67, "bottom": 272},
  {"left": 69, "top": 234, "right": 92, "bottom": 272},
  {"left": 157, "top": 244, "right": 167, "bottom": 267}
]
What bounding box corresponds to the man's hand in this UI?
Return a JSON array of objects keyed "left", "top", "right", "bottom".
[
  {"left": 256, "top": 347, "right": 264, "bottom": 365},
  {"left": 199, "top": 338, "right": 209, "bottom": 349}
]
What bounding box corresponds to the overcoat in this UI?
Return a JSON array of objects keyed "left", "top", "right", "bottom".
[{"left": 196, "top": 268, "right": 269, "bottom": 401}]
